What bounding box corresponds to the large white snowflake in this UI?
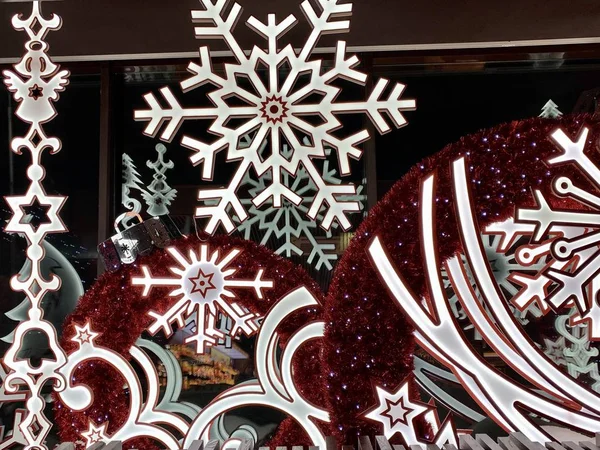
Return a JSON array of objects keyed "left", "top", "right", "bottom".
[
  {"left": 132, "top": 244, "right": 273, "bottom": 353},
  {"left": 134, "top": 0, "right": 414, "bottom": 234},
  {"left": 492, "top": 126, "right": 600, "bottom": 339}
]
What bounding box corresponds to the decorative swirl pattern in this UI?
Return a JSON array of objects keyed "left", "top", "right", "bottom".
[{"left": 2, "top": 3, "right": 69, "bottom": 449}]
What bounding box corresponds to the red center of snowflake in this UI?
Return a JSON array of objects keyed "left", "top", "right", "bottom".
[
  {"left": 188, "top": 268, "right": 217, "bottom": 298},
  {"left": 260, "top": 95, "right": 289, "bottom": 124}
]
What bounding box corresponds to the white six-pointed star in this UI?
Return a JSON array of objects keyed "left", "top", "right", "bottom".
[
  {"left": 81, "top": 422, "right": 108, "bottom": 447},
  {"left": 132, "top": 244, "right": 273, "bottom": 353},
  {"left": 134, "top": 0, "right": 415, "bottom": 235},
  {"left": 71, "top": 323, "right": 99, "bottom": 346},
  {"left": 364, "top": 380, "right": 430, "bottom": 443}
]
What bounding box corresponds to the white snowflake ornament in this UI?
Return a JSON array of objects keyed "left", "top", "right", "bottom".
[
  {"left": 506, "top": 127, "right": 600, "bottom": 339},
  {"left": 234, "top": 135, "right": 366, "bottom": 271},
  {"left": 132, "top": 244, "right": 273, "bottom": 353},
  {"left": 135, "top": 0, "right": 415, "bottom": 235}
]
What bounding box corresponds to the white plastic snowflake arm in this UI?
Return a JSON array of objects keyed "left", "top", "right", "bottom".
[
  {"left": 304, "top": 159, "right": 360, "bottom": 231},
  {"left": 181, "top": 47, "right": 228, "bottom": 92},
  {"left": 135, "top": 87, "right": 221, "bottom": 142},
  {"left": 147, "top": 300, "right": 189, "bottom": 337},
  {"left": 327, "top": 79, "right": 415, "bottom": 133},
  {"left": 322, "top": 41, "right": 368, "bottom": 85},
  {"left": 191, "top": 0, "right": 245, "bottom": 61},
  {"left": 299, "top": 0, "right": 352, "bottom": 60},
  {"left": 215, "top": 301, "right": 260, "bottom": 337},
  {"left": 548, "top": 128, "right": 600, "bottom": 180}
]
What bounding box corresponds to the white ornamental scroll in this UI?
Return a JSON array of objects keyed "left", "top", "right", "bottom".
[
  {"left": 57, "top": 288, "right": 328, "bottom": 449},
  {"left": 367, "top": 146, "right": 600, "bottom": 442},
  {"left": 2, "top": 3, "right": 69, "bottom": 449}
]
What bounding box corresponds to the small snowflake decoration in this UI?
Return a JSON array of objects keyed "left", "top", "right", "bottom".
[
  {"left": 132, "top": 244, "right": 273, "bottom": 353},
  {"left": 495, "top": 127, "right": 600, "bottom": 339},
  {"left": 234, "top": 136, "right": 366, "bottom": 271},
  {"left": 135, "top": 0, "right": 415, "bottom": 235}
]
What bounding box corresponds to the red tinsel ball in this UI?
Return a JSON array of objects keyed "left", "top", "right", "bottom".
[
  {"left": 323, "top": 114, "right": 598, "bottom": 443},
  {"left": 55, "top": 234, "right": 330, "bottom": 449}
]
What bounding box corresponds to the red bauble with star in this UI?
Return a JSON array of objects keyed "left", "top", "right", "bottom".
[
  {"left": 55, "top": 234, "right": 329, "bottom": 449},
  {"left": 323, "top": 113, "right": 597, "bottom": 444}
]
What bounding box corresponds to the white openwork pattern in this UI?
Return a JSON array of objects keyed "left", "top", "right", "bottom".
[
  {"left": 135, "top": 0, "right": 414, "bottom": 235},
  {"left": 2, "top": 3, "right": 69, "bottom": 449},
  {"left": 368, "top": 137, "right": 600, "bottom": 442}
]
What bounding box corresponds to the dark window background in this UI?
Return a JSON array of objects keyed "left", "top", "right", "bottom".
[{"left": 373, "top": 57, "right": 600, "bottom": 194}]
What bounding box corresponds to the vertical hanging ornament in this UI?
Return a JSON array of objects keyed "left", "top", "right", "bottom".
[
  {"left": 142, "top": 143, "right": 177, "bottom": 216},
  {"left": 2, "top": 2, "right": 69, "bottom": 449}
]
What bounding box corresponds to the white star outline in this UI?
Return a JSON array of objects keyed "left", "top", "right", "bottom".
[
  {"left": 71, "top": 323, "right": 99, "bottom": 347},
  {"left": 134, "top": 0, "right": 415, "bottom": 235},
  {"left": 81, "top": 422, "right": 109, "bottom": 446},
  {"left": 364, "top": 380, "right": 430, "bottom": 443},
  {"left": 132, "top": 244, "right": 273, "bottom": 354}
]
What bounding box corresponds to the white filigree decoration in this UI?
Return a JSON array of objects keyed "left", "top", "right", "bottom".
[
  {"left": 58, "top": 324, "right": 190, "bottom": 448},
  {"left": 236, "top": 136, "right": 366, "bottom": 271},
  {"left": 182, "top": 287, "right": 329, "bottom": 449},
  {"left": 368, "top": 154, "right": 600, "bottom": 442},
  {"left": 134, "top": 0, "right": 414, "bottom": 234},
  {"left": 58, "top": 288, "right": 328, "bottom": 449},
  {"left": 365, "top": 379, "right": 459, "bottom": 447},
  {"left": 490, "top": 127, "right": 600, "bottom": 340},
  {"left": 2, "top": 3, "right": 69, "bottom": 449},
  {"left": 122, "top": 144, "right": 177, "bottom": 225},
  {"left": 132, "top": 244, "right": 272, "bottom": 354},
  {"left": 142, "top": 144, "right": 177, "bottom": 216}
]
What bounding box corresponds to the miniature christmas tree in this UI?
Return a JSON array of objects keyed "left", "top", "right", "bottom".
[
  {"left": 122, "top": 153, "right": 148, "bottom": 215},
  {"left": 539, "top": 99, "right": 563, "bottom": 119}
]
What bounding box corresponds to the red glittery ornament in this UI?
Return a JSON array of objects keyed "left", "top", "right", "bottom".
[
  {"left": 323, "top": 114, "right": 598, "bottom": 444},
  {"left": 55, "top": 234, "right": 330, "bottom": 449}
]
